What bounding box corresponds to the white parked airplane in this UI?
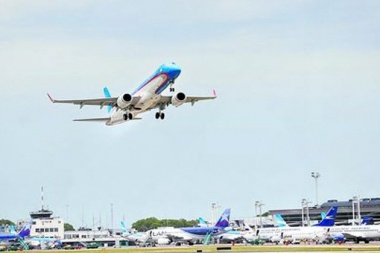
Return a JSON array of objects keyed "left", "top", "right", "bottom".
[
  {"left": 48, "top": 62, "right": 216, "bottom": 126},
  {"left": 255, "top": 206, "right": 338, "bottom": 244},
  {"left": 327, "top": 225, "right": 380, "bottom": 243}
]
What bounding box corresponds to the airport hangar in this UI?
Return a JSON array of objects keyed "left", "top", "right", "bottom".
[{"left": 267, "top": 197, "right": 380, "bottom": 226}]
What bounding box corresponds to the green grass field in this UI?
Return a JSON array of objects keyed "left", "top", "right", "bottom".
[{"left": 24, "top": 244, "right": 380, "bottom": 253}]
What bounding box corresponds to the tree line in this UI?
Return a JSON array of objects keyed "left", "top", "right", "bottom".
[{"left": 132, "top": 217, "right": 198, "bottom": 231}]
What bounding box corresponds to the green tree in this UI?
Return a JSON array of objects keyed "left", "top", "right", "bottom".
[
  {"left": 64, "top": 223, "right": 75, "bottom": 231},
  {"left": 132, "top": 217, "right": 197, "bottom": 231},
  {"left": 0, "top": 219, "right": 15, "bottom": 226}
]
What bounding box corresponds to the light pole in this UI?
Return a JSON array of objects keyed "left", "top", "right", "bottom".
[
  {"left": 110, "top": 203, "right": 113, "bottom": 231},
  {"left": 302, "top": 199, "right": 312, "bottom": 226},
  {"left": 255, "top": 201, "right": 264, "bottom": 228},
  {"left": 211, "top": 203, "right": 220, "bottom": 225},
  {"left": 352, "top": 196, "right": 361, "bottom": 225},
  {"left": 311, "top": 172, "right": 321, "bottom": 206}
]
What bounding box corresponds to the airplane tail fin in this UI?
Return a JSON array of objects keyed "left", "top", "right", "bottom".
[
  {"left": 120, "top": 221, "right": 129, "bottom": 235},
  {"left": 103, "top": 87, "right": 112, "bottom": 114},
  {"left": 198, "top": 217, "right": 208, "bottom": 227},
  {"left": 10, "top": 225, "right": 16, "bottom": 234},
  {"left": 18, "top": 220, "right": 32, "bottom": 238},
  {"left": 274, "top": 214, "right": 289, "bottom": 227},
  {"left": 214, "top": 208, "right": 231, "bottom": 228},
  {"left": 314, "top": 206, "right": 338, "bottom": 227},
  {"left": 361, "top": 217, "right": 374, "bottom": 225}
]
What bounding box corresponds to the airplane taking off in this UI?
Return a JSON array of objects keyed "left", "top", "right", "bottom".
[{"left": 48, "top": 62, "right": 217, "bottom": 126}]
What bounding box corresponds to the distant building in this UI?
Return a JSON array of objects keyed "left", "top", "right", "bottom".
[
  {"left": 268, "top": 197, "right": 380, "bottom": 226},
  {"left": 62, "top": 229, "right": 128, "bottom": 247},
  {"left": 28, "top": 208, "right": 64, "bottom": 239}
]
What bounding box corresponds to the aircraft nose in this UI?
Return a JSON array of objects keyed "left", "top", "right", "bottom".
[
  {"left": 170, "top": 63, "right": 181, "bottom": 73},
  {"left": 168, "top": 63, "right": 181, "bottom": 79}
]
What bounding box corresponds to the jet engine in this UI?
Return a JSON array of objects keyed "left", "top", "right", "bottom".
[
  {"left": 117, "top": 93, "right": 132, "bottom": 108},
  {"left": 157, "top": 238, "right": 171, "bottom": 245},
  {"left": 171, "top": 92, "right": 186, "bottom": 107}
]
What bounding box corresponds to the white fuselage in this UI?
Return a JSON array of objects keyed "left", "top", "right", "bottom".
[
  {"left": 256, "top": 226, "right": 328, "bottom": 243},
  {"left": 328, "top": 225, "right": 380, "bottom": 240},
  {"left": 107, "top": 73, "right": 169, "bottom": 126}
]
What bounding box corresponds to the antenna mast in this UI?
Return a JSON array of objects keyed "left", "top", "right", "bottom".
[{"left": 41, "top": 186, "right": 45, "bottom": 210}]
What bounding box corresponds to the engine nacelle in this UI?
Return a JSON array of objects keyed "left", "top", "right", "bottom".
[
  {"left": 157, "top": 237, "right": 171, "bottom": 245},
  {"left": 117, "top": 93, "right": 132, "bottom": 108},
  {"left": 171, "top": 92, "right": 186, "bottom": 107}
]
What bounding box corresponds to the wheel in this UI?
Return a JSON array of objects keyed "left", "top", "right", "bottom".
[
  {"left": 170, "top": 87, "right": 175, "bottom": 92},
  {"left": 155, "top": 112, "right": 160, "bottom": 119},
  {"left": 123, "top": 114, "right": 128, "bottom": 120},
  {"left": 128, "top": 113, "right": 133, "bottom": 120},
  {"left": 160, "top": 113, "right": 165, "bottom": 120}
]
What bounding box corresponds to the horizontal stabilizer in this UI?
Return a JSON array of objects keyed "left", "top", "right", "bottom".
[
  {"left": 73, "top": 117, "right": 142, "bottom": 122},
  {"left": 73, "top": 117, "right": 110, "bottom": 122}
]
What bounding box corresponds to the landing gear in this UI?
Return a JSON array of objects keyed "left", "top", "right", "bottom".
[
  {"left": 155, "top": 112, "right": 165, "bottom": 120},
  {"left": 123, "top": 113, "right": 133, "bottom": 121},
  {"left": 169, "top": 80, "right": 175, "bottom": 92}
]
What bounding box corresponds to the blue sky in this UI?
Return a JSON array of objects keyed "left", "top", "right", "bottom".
[{"left": 1, "top": 0, "right": 380, "bottom": 229}]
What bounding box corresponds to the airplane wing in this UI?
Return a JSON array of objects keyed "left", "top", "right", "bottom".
[
  {"left": 165, "top": 233, "right": 192, "bottom": 241},
  {"left": 341, "top": 232, "right": 359, "bottom": 239},
  {"left": 48, "top": 93, "right": 117, "bottom": 108},
  {"left": 158, "top": 90, "right": 217, "bottom": 107},
  {"left": 47, "top": 93, "right": 140, "bottom": 109}
]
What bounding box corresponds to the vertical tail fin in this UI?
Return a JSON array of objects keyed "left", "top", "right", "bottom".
[
  {"left": 10, "top": 225, "right": 16, "bottom": 234},
  {"left": 18, "top": 220, "right": 32, "bottom": 238},
  {"left": 274, "top": 214, "right": 289, "bottom": 227},
  {"left": 198, "top": 217, "right": 208, "bottom": 227},
  {"left": 120, "top": 221, "right": 129, "bottom": 235},
  {"left": 314, "top": 206, "right": 338, "bottom": 226},
  {"left": 214, "top": 208, "right": 231, "bottom": 228},
  {"left": 361, "top": 217, "right": 374, "bottom": 225},
  {"left": 103, "top": 87, "right": 112, "bottom": 114}
]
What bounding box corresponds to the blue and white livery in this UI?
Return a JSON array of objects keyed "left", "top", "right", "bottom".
[
  {"left": 146, "top": 208, "right": 231, "bottom": 245},
  {"left": 48, "top": 62, "right": 216, "bottom": 126},
  {"left": 0, "top": 221, "right": 32, "bottom": 241}
]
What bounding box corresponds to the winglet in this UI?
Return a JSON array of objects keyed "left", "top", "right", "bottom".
[
  {"left": 47, "top": 93, "right": 55, "bottom": 103},
  {"left": 212, "top": 89, "right": 217, "bottom": 98}
]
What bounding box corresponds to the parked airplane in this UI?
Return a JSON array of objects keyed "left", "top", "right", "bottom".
[
  {"left": 256, "top": 206, "right": 338, "bottom": 244},
  {"left": 120, "top": 221, "right": 148, "bottom": 244},
  {"left": 0, "top": 221, "right": 32, "bottom": 241},
  {"left": 219, "top": 224, "right": 255, "bottom": 243},
  {"left": 146, "top": 208, "right": 231, "bottom": 245},
  {"left": 326, "top": 224, "right": 380, "bottom": 244},
  {"left": 27, "top": 237, "right": 62, "bottom": 249},
  {"left": 48, "top": 62, "right": 216, "bottom": 126}
]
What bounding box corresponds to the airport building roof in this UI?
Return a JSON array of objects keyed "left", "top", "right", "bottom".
[{"left": 268, "top": 197, "right": 380, "bottom": 226}]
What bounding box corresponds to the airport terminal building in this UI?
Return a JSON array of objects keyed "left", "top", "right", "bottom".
[{"left": 268, "top": 197, "right": 380, "bottom": 226}]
